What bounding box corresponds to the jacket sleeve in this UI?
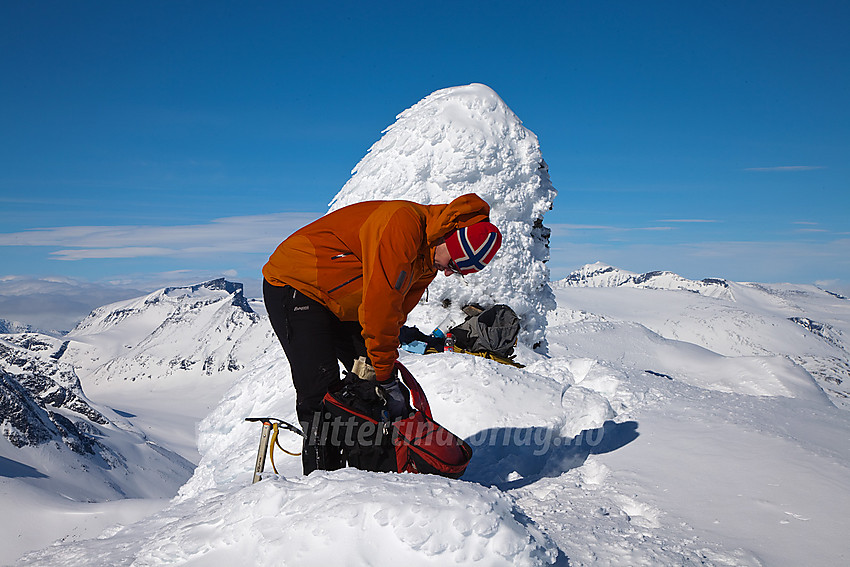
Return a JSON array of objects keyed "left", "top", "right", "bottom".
[
  {"left": 402, "top": 274, "right": 432, "bottom": 316},
  {"left": 358, "top": 207, "right": 426, "bottom": 382}
]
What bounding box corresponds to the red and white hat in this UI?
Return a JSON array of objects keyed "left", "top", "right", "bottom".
[{"left": 445, "top": 222, "right": 502, "bottom": 275}]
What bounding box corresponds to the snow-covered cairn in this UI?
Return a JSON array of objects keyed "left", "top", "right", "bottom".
[{"left": 329, "top": 83, "right": 557, "bottom": 351}]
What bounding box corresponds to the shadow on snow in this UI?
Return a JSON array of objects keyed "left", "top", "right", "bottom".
[
  {"left": 0, "top": 454, "right": 48, "bottom": 479},
  {"left": 463, "top": 420, "right": 639, "bottom": 490}
]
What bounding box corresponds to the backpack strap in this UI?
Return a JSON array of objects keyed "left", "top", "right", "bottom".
[{"left": 394, "top": 361, "right": 432, "bottom": 419}]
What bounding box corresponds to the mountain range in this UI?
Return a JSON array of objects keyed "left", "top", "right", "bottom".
[{"left": 1, "top": 279, "right": 271, "bottom": 508}]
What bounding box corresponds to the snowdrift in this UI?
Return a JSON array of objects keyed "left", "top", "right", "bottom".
[
  {"left": 15, "top": 471, "right": 557, "bottom": 567},
  {"left": 18, "top": 350, "right": 574, "bottom": 566}
]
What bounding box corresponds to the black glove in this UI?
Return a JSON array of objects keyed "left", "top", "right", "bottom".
[
  {"left": 398, "top": 325, "right": 425, "bottom": 345},
  {"left": 379, "top": 379, "right": 409, "bottom": 419}
]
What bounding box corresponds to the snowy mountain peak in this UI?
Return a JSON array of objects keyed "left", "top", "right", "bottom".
[
  {"left": 558, "top": 262, "right": 638, "bottom": 288},
  {"left": 161, "top": 278, "right": 253, "bottom": 313},
  {"left": 328, "top": 83, "right": 558, "bottom": 351},
  {"left": 558, "top": 263, "right": 733, "bottom": 300},
  {"left": 71, "top": 278, "right": 254, "bottom": 338},
  {"left": 63, "top": 279, "right": 269, "bottom": 383},
  {"left": 0, "top": 336, "right": 106, "bottom": 425},
  {"left": 0, "top": 318, "right": 66, "bottom": 337}
]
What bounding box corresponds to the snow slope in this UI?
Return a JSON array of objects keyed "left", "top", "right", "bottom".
[
  {"left": 7, "top": 263, "right": 850, "bottom": 565},
  {"left": 556, "top": 263, "right": 850, "bottom": 408},
  {"left": 0, "top": 335, "right": 194, "bottom": 502}
]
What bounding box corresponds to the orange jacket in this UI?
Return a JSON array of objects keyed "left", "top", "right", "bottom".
[{"left": 263, "top": 193, "right": 492, "bottom": 381}]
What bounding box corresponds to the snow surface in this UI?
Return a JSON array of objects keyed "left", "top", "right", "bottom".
[
  {"left": 9, "top": 266, "right": 850, "bottom": 565},
  {"left": 5, "top": 84, "right": 850, "bottom": 565}
]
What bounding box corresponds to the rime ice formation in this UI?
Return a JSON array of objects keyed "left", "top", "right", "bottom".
[{"left": 329, "top": 83, "right": 557, "bottom": 351}]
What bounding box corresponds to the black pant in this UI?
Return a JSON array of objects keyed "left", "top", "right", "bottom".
[{"left": 263, "top": 279, "right": 367, "bottom": 474}]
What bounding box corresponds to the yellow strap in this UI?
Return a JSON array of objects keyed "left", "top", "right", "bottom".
[
  {"left": 424, "top": 346, "right": 524, "bottom": 367},
  {"left": 269, "top": 423, "right": 280, "bottom": 474},
  {"left": 275, "top": 433, "right": 301, "bottom": 457},
  {"left": 462, "top": 349, "right": 525, "bottom": 368},
  {"left": 269, "top": 423, "right": 301, "bottom": 476}
]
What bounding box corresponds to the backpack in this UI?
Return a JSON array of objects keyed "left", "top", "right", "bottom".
[
  {"left": 321, "top": 362, "right": 472, "bottom": 478},
  {"left": 449, "top": 304, "right": 520, "bottom": 359}
]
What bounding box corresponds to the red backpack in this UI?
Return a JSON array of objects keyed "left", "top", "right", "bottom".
[{"left": 322, "top": 362, "right": 473, "bottom": 478}]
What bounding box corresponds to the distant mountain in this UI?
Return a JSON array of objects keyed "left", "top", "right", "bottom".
[
  {"left": 0, "top": 335, "right": 193, "bottom": 501},
  {"left": 556, "top": 262, "right": 733, "bottom": 299},
  {"left": 0, "top": 278, "right": 269, "bottom": 503},
  {"left": 1, "top": 319, "right": 32, "bottom": 334},
  {"left": 65, "top": 278, "right": 273, "bottom": 384},
  {"left": 0, "top": 318, "right": 65, "bottom": 337},
  {"left": 1, "top": 336, "right": 106, "bottom": 451},
  {"left": 554, "top": 263, "right": 850, "bottom": 409}
]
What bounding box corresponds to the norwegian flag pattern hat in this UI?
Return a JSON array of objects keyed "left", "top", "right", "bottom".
[{"left": 444, "top": 221, "right": 503, "bottom": 275}]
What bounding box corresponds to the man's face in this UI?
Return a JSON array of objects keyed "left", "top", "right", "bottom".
[{"left": 433, "top": 243, "right": 460, "bottom": 277}]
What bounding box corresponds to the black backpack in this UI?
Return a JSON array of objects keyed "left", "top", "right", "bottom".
[{"left": 449, "top": 304, "right": 520, "bottom": 359}]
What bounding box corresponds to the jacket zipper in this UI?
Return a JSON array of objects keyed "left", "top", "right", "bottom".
[{"left": 327, "top": 274, "right": 363, "bottom": 294}]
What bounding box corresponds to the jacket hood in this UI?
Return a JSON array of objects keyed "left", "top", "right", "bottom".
[{"left": 425, "top": 193, "right": 492, "bottom": 245}]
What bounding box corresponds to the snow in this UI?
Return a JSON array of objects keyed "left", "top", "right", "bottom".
[
  {"left": 9, "top": 267, "right": 850, "bottom": 566},
  {"left": 14, "top": 471, "right": 556, "bottom": 567},
  {"left": 4, "top": 84, "right": 850, "bottom": 565}
]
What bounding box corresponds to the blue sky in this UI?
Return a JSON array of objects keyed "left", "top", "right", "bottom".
[{"left": 1, "top": 0, "right": 849, "bottom": 317}]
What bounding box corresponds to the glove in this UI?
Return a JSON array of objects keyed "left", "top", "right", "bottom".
[
  {"left": 379, "top": 379, "right": 409, "bottom": 419},
  {"left": 351, "top": 356, "right": 377, "bottom": 381},
  {"left": 399, "top": 325, "right": 426, "bottom": 345},
  {"left": 400, "top": 325, "right": 445, "bottom": 352}
]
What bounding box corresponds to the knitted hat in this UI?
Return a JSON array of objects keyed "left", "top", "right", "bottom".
[{"left": 444, "top": 222, "right": 502, "bottom": 275}]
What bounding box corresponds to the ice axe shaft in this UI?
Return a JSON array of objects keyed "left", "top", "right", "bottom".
[{"left": 251, "top": 421, "right": 272, "bottom": 484}]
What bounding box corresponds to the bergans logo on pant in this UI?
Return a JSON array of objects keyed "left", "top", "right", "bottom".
[{"left": 293, "top": 306, "right": 310, "bottom": 311}]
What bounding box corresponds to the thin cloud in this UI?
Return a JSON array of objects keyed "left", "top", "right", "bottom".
[
  {"left": 553, "top": 223, "right": 677, "bottom": 232},
  {"left": 560, "top": 224, "right": 619, "bottom": 230},
  {"left": 0, "top": 275, "right": 150, "bottom": 331},
  {"left": 51, "top": 247, "right": 176, "bottom": 260},
  {"left": 656, "top": 219, "right": 720, "bottom": 223},
  {"left": 744, "top": 166, "right": 825, "bottom": 172},
  {"left": 791, "top": 221, "right": 833, "bottom": 234},
  {"left": 0, "top": 212, "right": 321, "bottom": 261}
]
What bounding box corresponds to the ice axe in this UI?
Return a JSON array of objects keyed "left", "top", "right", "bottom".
[{"left": 244, "top": 417, "right": 303, "bottom": 483}]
